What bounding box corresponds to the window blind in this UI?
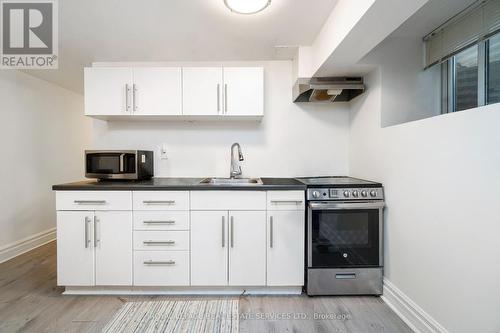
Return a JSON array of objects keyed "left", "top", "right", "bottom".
[{"left": 424, "top": 0, "right": 500, "bottom": 68}]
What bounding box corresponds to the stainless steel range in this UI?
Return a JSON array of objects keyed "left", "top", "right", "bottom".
[{"left": 297, "top": 177, "right": 385, "bottom": 296}]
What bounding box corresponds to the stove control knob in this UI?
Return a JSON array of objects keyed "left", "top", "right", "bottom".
[
  {"left": 361, "top": 190, "right": 368, "bottom": 197},
  {"left": 312, "top": 191, "right": 321, "bottom": 198},
  {"left": 370, "top": 190, "right": 378, "bottom": 197},
  {"left": 352, "top": 190, "right": 359, "bottom": 197},
  {"left": 343, "top": 191, "right": 350, "bottom": 198}
]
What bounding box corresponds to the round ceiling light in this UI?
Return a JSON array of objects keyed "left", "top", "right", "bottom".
[{"left": 224, "top": 0, "right": 271, "bottom": 14}]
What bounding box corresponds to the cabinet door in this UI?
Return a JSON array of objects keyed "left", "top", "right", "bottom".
[
  {"left": 267, "top": 211, "right": 305, "bottom": 286},
  {"left": 223, "top": 67, "right": 264, "bottom": 116},
  {"left": 132, "top": 67, "right": 182, "bottom": 115},
  {"left": 229, "top": 211, "right": 266, "bottom": 286},
  {"left": 84, "top": 67, "right": 132, "bottom": 116},
  {"left": 183, "top": 67, "right": 223, "bottom": 116},
  {"left": 190, "top": 211, "right": 228, "bottom": 286},
  {"left": 95, "top": 211, "right": 132, "bottom": 285},
  {"left": 57, "top": 211, "right": 95, "bottom": 286}
]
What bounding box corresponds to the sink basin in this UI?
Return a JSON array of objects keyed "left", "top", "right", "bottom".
[{"left": 199, "top": 178, "right": 263, "bottom": 185}]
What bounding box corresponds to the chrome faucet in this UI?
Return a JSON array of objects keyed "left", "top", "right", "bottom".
[{"left": 230, "top": 143, "right": 244, "bottom": 179}]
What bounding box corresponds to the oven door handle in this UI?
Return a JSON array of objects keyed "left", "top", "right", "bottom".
[{"left": 309, "top": 202, "right": 385, "bottom": 210}]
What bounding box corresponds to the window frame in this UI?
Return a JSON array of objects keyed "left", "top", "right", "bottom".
[{"left": 440, "top": 33, "right": 499, "bottom": 114}]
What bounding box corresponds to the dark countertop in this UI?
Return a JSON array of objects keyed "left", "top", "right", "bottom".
[{"left": 52, "top": 177, "right": 307, "bottom": 191}]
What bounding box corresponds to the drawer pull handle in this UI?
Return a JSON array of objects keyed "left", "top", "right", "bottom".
[
  {"left": 143, "top": 260, "right": 176, "bottom": 266},
  {"left": 335, "top": 273, "right": 357, "bottom": 280},
  {"left": 143, "top": 240, "right": 176, "bottom": 245},
  {"left": 143, "top": 220, "right": 175, "bottom": 225},
  {"left": 74, "top": 200, "right": 106, "bottom": 205},
  {"left": 143, "top": 200, "right": 176, "bottom": 205},
  {"left": 270, "top": 200, "right": 303, "bottom": 204}
]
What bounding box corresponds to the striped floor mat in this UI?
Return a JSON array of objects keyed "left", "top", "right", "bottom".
[{"left": 103, "top": 299, "right": 239, "bottom": 333}]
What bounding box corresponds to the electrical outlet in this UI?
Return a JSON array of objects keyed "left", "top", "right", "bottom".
[{"left": 160, "top": 144, "right": 168, "bottom": 160}]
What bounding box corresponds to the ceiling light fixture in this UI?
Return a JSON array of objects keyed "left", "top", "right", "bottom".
[{"left": 223, "top": 0, "right": 271, "bottom": 14}]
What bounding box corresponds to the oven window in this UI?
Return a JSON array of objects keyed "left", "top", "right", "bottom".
[
  {"left": 86, "top": 153, "right": 136, "bottom": 174},
  {"left": 311, "top": 209, "right": 380, "bottom": 268}
]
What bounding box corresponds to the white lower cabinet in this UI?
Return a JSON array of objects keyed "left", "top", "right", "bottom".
[
  {"left": 228, "top": 211, "right": 266, "bottom": 286},
  {"left": 134, "top": 251, "right": 190, "bottom": 286},
  {"left": 57, "top": 210, "right": 132, "bottom": 286},
  {"left": 190, "top": 211, "right": 228, "bottom": 286},
  {"left": 57, "top": 211, "right": 95, "bottom": 286},
  {"left": 190, "top": 210, "right": 266, "bottom": 286},
  {"left": 266, "top": 211, "right": 305, "bottom": 286}
]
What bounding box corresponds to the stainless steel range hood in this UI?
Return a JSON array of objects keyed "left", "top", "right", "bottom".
[{"left": 293, "top": 77, "right": 365, "bottom": 103}]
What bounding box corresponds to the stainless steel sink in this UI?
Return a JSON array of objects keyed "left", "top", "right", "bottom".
[{"left": 199, "top": 178, "right": 263, "bottom": 185}]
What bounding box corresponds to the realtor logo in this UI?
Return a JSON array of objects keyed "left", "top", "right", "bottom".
[{"left": 1, "top": 0, "right": 58, "bottom": 69}]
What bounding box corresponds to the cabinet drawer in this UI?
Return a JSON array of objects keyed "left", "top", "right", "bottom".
[
  {"left": 267, "top": 191, "right": 305, "bottom": 211},
  {"left": 134, "top": 231, "right": 189, "bottom": 251},
  {"left": 56, "top": 191, "right": 132, "bottom": 211},
  {"left": 190, "top": 191, "right": 266, "bottom": 210},
  {"left": 133, "top": 251, "right": 189, "bottom": 286},
  {"left": 133, "top": 211, "right": 189, "bottom": 230},
  {"left": 133, "top": 191, "right": 189, "bottom": 210}
]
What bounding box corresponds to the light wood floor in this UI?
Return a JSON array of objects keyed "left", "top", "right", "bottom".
[{"left": 0, "top": 242, "right": 412, "bottom": 333}]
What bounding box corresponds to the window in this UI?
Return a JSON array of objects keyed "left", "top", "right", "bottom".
[
  {"left": 454, "top": 46, "right": 478, "bottom": 111},
  {"left": 487, "top": 34, "right": 500, "bottom": 104},
  {"left": 439, "top": 32, "right": 500, "bottom": 114}
]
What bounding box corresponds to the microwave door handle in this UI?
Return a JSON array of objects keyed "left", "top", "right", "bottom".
[{"left": 119, "top": 154, "right": 125, "bottom": 173}]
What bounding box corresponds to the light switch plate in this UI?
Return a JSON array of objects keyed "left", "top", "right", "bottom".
[{"left": 160, "top": 144, "right": 168, "bottom": 160}]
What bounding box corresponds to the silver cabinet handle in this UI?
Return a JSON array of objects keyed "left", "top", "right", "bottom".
[
  {"left": 125, "top": 84, "right": 131, "bottom": 112},
  {"left": 143, "top": 220, "right": 175, "bottom": 225},
  {"left": 74, "top": 200, "right": 106, "bottom": 205},
  {"left": 143, "top": 240, "right": 176, "bottom": 245},
  {"left": 270, "top": 216, "right": 274, "bottom": 248},
  {"left": 270, "top": 200, "right": 303, "bottom": 204},
  {"left": 224, "top": 84, "right": 228, "bottom": 114},
  {"left": 133, "top": 83, "right": 138, "bottom": 112},
  {"left": 142, "top": 200, "right": 176, "bottom": 205},
  {"left": 143, "top": 260, "right": 176, "bottom": 266},
  {"left": 221, "top": 215, "right": 225, "bottom": 248},
  {"left": 217, "top": 84, "right": 221, "bottom": 113},
  {"left": 84, "top": 216, "right": 91, "bottom": 248},
  {"left": 94, "top": 215, "right": 100, "bottom": 247},
  {"left": 230, "top": 215, "right": 234, "bottom": 248}
]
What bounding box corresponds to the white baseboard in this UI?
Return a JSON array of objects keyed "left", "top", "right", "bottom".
[
  {"left": 0, "top": 228, "right": 56, "bottom": 264},
  {"left": 382, "top": 278, "right": 449, "bottom": 333}
]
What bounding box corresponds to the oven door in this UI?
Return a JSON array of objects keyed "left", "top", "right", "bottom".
[
  {"left": 85, "top": 151, "right": 137, "bottom": 179},
  {"left": 308, "top": 201, "right": 384, "bottom": 268}
]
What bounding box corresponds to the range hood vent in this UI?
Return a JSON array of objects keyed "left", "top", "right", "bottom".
[{"left": 293, "top": 77, "right": 365, "bottom": 103}]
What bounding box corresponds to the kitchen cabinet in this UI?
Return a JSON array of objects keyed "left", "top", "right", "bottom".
[
  {"left": 266, "top": 211, "right": 305, "bottom": 286},
  {"left": 84, "top": 67, "right": 182, "bottom": 116},
  {"left": 190, "top": 211, "right": 228, "bottom": 286},
  {"left": 56, "top": 210, "right": 132, "bottom": 286},
  {"left": 228, "top": 211, "right": 266, "bottom": 286},
  {"left": 223, "top": 67, "right": 264, "bottom": 116},
  {"left": 190, "top": 210, "right": 266, "bottom": 286},
  {"left": 182, "top": 67, "right": 223, "bottom": 116},
  {"left": 85, "top": 66, "right": 264, "bottom": 119}
]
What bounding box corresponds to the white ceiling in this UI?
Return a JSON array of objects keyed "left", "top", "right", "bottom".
[{"left": 24, "top": 0, "right": 338, "bottom": 93}]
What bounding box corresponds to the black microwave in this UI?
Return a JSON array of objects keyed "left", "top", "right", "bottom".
[{"left": 85, "top": 150, "right": 154, "bottom": 180}]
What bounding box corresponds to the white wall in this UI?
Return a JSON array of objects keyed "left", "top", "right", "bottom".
[
  {"left": 350, "top": 68, "right": 500, "bottom": 332},
  {"left": 0, "top": 71, "right": 91, "bottom": 253},
  {"left": 361, "top": 36, "right": 441, "bottom": 127},
  {"left": 91, "top": 61, "right": 350, "bottom": 178}
]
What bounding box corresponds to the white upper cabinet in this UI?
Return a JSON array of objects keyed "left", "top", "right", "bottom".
[
  {"left": 223, "top": 67, "right": 264, "bottom": 116},
  {"left": 182, "top": 67, "right": 223, "bottom": 116},
  {"left": 85, "top": 66, "right": 264, "bottom": 119},
  {"left": 85, "top": 67, "right": 132, "bottom": 116},
  {"left": 132, "top": 67, "right": 182, "bottom": 115}
]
